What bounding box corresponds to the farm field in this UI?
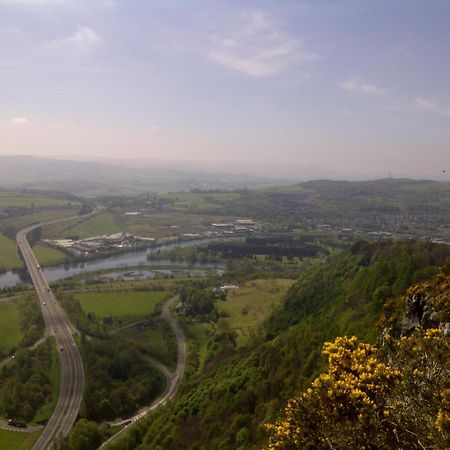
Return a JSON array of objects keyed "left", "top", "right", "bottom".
[
  {"left": 0, "top": 192, "right": 78, "bottom": 212},
  {"left": 75, "top": 290, "right": 166, "bottom": 321},
  {"left": 0, "top": 235, "right": 22, "bottom": 270},
  {"left": 41, "top": 215, "right": 87, "bottom": 239},
  {"left": 0, "top": 207, "right": 81, "bottom": 233},
  {"left": 0, "top": 301, "right": 22, "bottom": 357},
  {"left": 119, "top": 212, "right": 216, "bottom": 239},
  {"left": 217, "top": 278, "right": 296, "bottom": 346},
  {"left": 0, "top": 429, "right": 41, "bottom": 450},
  {"left": 56, "top": 210, "right": 233, "bottom": 241},
  {"left": 162, "top": 191, "right": 241, "bottom": 213},
  {"left": 56, "top": 211, "right": 120, "bottom": 239},
  {"left": 33, "top": 244, "right": 67, "bottom": 266},
  {"left": 57, "top": 274, "right": 182, "bottom": 293}
]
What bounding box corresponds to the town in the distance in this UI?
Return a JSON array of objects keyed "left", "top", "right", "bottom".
[{"left": 0, "top": 155, "right": 449, "bottom": 449}]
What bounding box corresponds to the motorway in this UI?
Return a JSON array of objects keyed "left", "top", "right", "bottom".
[
  {"left": 16, "top": 214, "right": 185, "bottom": 450},
  {"left": 99, "top": 295, "right": 186, "bottom": 449},
  {"left": 17, "top": 223, "right": 85, "bottom": 450}
]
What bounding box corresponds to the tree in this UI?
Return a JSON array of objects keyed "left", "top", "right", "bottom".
[
  {"left": 266, "top": 330, "right": 450, "bottom": 449},
  {"left": 68, "top": 419, "right": 102, "bottom": 450}
]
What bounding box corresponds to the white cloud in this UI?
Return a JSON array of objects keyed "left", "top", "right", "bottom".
[
  {"left": 339, "top": 77, "right": 386, "bottom": 96},
  {"left": 413, "top": 96, "right": 450, "bottom": 118},
  {"left": 49, "top": 26, "right": 100, "bottom": 50},
  {"left": 10, "top": 117, "right": 30, "bottom": 125},
  {"left": 414, "top": 96, "right": 439, "bottom": 111},
  {"left": 0, "top": 26, "right": 25, "bottom": 39},
  {"left": 208, "top": 11, "right": 317, "bottom": 78}
]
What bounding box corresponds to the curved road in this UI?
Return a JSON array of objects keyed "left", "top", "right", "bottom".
[
  {"left": 100, "top": 295, "right": 186, "bottom": 449},
  {"left": 16, "top": 211, "right": 185, "bottom": 450},
  {"left": 17, "top": 220, "right": 86, "bottom": 450}
]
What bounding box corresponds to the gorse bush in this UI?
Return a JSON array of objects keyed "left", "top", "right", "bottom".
[
  {"left": 266, "top": 270, "right": 450, "bottom": 450},
  {"left": 266, "top": 336, "right": 401, "bottom": 449}
]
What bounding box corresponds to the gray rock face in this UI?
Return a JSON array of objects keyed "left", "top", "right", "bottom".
[
  {"left": 442, "top": 323, "right": 450, "bottom": 337},
  {"left": 401, "top": 292, "right": 441, "bottom": 335}
]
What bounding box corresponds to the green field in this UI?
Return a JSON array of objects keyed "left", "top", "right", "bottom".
[
  {"left": 56, "top": 209, "right": 231, "bottom": 240},
  {"left": 0, "top": 207, "right": 80, "bottom": 233},
  {"left": 120, "top": 212, "right": 214, "bottom": 238},
  {"left": 40, "top": 202, "right": 242, "bottom": 242},
  {"left": 41, "top": 215, "right": 89, "bottom": 239},
  {"left": 0, "top": 235, "right": 22, "bottom": 269},
  {"left": 56, "top": 274, "right": 182, "bottom": 293},
  {"left": 58, "top": 212, "right": 120, "bottom": 239},
  {"left": 0, "top": 192, "right": 78, "bottom": 212},
  {"left": 33, "top": 243, "right": 67, "bottom": 266},
  {"left": 0, "top": 429, "right": 41, "bottom": 450},
  {"left": 0, "top": 302, "right": 22, "bottom": 357},
  {"left": 217, "top": 279, "right": 296, "bottom": 346},
  {"left": 163, "top": 191, "right": 241, "bottom": 213},
  {"left": 75, "top": 291, "right": 166, "bottom": 320}
]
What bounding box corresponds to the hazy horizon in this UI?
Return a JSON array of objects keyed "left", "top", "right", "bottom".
[{"left": 1, "top": 1, "right": 449, "bottom": 179}]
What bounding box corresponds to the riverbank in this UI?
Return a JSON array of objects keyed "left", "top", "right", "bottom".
[{"left": 0, "top": 237, "right": 234, "bottom": 290}]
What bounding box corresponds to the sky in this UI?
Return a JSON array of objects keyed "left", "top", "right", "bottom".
[{"left": 0, "top": 0, "right": 449, "bottom": 178}]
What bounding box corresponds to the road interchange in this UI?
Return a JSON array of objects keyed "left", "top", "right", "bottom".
[{"left": 16, "top": 216, "right": 186, "bottom": 450}]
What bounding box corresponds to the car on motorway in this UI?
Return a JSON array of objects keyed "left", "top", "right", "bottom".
[
  {"left": 8, "top": 418, "right": 27, "bottom": 428},
  {"left": 43, "top": 301, "right": 46, "bottom": 305},
  {"left": 60, "top": 346, "right": 64, "bottom": 352},
  {"left": 37, "top": 264, "right": 41, "bottom": 270}
]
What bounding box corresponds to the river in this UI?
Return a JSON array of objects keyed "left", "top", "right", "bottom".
[{"left": 0, "top": 238, "right": 231, "bottom": 289}]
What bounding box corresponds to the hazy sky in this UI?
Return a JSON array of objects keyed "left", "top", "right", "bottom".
[{"left": 0, "top": 0, "right": 449, "bottom": 176}]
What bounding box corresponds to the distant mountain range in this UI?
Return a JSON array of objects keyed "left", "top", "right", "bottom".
[
  {"left": 0, "top": 155, "right": 447, "bottom": 196},
  {"left": 0, "top": 155, "right": 336, "bottom": 196}
]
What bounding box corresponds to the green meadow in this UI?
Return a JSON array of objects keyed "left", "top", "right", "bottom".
[
  {"left": 33, "top": 244, "right": 67, "bottom": 266},
  {"left": 57, "top": 212, "right": 120, "bottom": 239},
  {"left": 0, "top": 429, "right": 41, "bottom": 450},
  {"left": 217, "top": 278, "right": 296, "bottom": 346},
  {"left": 1, "top": 208, "right": 80, "bottom": 233},
  {"left": 56, "top": 209, "right": 231, "bottom": 240},
  {"left": 0, "top": 235, "right": 22, "bottom": 270},
  {"left": 162, "top": 191, "right": 241, "bottom": 213},
  {"left": 75, "top": 291, "right": 166, "bottom": 320},
  {"left": 0, "top": 301, "right": 22, "bottom": 357},
  {"left": 0, "top": 192, "right": 77, "bottom": 211}
]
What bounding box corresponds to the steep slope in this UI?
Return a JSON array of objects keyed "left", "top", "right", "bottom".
[
  {"left": 267, "top": 267, "right": 450, "bottom": 449},
  {"left": 107, "top": 240, "right": 450, "bottom": 450}
]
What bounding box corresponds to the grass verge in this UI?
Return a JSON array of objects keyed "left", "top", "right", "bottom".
[
  {"left": 33, "top": 339, "right": 60, "bottom": 424},
  {"left": 0, "top": 302, "right": 22, "bottom": 357},
  {"left": 0, "top": 429, "right": 41, "bottom": 450}
]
